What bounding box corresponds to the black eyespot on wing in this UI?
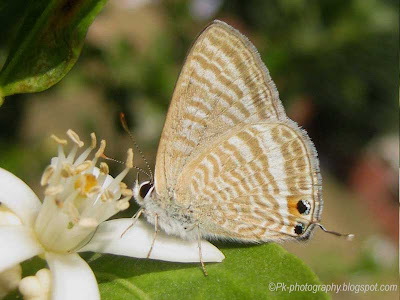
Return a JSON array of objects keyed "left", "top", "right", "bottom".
[
  {"left": 294, "top": 223, "right": 305, "bottom": 235},
  {"left": 297, "top": 200, "right": 311, "bottom": 215},
  {"left": 139, "top": 182, "right": 152, "bottom": 198}
]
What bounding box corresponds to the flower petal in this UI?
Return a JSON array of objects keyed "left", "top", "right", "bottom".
[
  {"left": 0, "top": 168, "right": 41, "bottom": 226},
  {"left": 0, "top": 206, "right": 22, "bottom": 225},
  {"left": 80, "top": 218, "right": 225, "bottom": 263},
  {"left": 45, "top": 253, "right": 100, "bottom": 300},
  {"left": 0, "top": 226, "right": 43, "bottom": 273}
]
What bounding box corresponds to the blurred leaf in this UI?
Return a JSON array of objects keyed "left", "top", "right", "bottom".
[
  {"left": 91, "top": 243, "right": 328, "bottom": 300},
  {"left": 0, "top": 0, "right": 108, "bottom": 105},
  {"left": 0, "top": 0, "right": 30, "bottom": 52}
]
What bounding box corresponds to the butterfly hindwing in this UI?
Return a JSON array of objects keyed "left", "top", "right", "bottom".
[{"left": 175, "top": 121, "right": 322, "bottom": 241}]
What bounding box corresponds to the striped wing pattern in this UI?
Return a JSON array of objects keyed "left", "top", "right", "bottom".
[
  {"left": 155, "top": 20, "right": 285, "bottom": 197},
  {"left": 154, "top": 20, "right": 322, "bottom": 241},
  {"left": 176, "top": 121, "right": 321, "bottom": 241}
]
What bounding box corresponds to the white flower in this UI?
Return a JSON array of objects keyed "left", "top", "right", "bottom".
[
  {"left": 0, "top": 204, "right": 23, "bottom": 299},
  {"left": 0, "top": 130, "right": 224, "bottom": 300}
]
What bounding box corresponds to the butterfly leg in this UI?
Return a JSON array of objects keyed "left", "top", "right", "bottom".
[
  {"left": 197, "top": 226, "right": 208, "bottom": 276},
  {"left": 146, "top": 213, "right": 159, "bottom": 259},
  {"left": 120, "top": 207, "right": 145, "bottom": 238}
]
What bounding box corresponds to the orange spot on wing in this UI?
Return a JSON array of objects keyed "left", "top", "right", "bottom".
[{"left": 287, "top": 196, "right": 302, "bottom": 216}]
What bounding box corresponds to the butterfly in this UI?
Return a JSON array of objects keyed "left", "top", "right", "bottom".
[{"left": 127, "top": 20, "right": 352, "bottom": 274}]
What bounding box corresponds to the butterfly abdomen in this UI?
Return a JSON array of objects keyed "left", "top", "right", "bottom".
[{"left": 143, "top": 194, "right": 201, "bottom": 241}]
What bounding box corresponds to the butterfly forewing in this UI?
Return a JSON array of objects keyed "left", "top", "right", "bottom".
[
  {"left": 155, "top": 21, "right": 286, "bottom": 197},
  {"left": 153, "top": 20, "right": 322, "bottom": 242}
]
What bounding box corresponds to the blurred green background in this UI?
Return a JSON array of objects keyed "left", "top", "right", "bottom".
[{"left": 0, "top": 1, "right": 398, "bottom": 299}]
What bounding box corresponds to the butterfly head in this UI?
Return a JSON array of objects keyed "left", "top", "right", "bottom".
[{"left": 133, "top": 176, "right": 154, "bottom": 206}]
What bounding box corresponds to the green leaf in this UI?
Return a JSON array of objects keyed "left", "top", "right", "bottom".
[
  {"left": 90, "top": 243, "right": 329, "bottom": 300},
  {"left": 0, "top": 0, "right": 30, "bottom": 51},
  {"left": 7, "top": 243, "right": 329, "bottom": 299},
  {"left": 0, "top": 0, "right": 108, "bottom": 103}
]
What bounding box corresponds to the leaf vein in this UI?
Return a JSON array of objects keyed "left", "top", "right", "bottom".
[{"left": 96, "top": 271, "right": 152, "bottom": 300}]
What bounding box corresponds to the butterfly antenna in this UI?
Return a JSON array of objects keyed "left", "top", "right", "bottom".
[
  {"left": 120, "top": 113, "right": 154, "bottom": 183},
  {"left": 313, "top": 223, "right": 354, "bottom": 241},
  {"left": 101, "top": 153, "right": 151, "bottom": 179}
]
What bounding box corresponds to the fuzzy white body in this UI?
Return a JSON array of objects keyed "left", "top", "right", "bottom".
[{"left": 133, "top": 182, "right": 200, "bottom": 241}]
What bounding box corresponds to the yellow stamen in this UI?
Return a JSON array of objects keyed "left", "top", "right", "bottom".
[
  {"left": 90, "top": 132, "right": 97, "bottom": 149},
  {"left": 87, "top": 186, "right": 101, "bottom": 196},
  {"left": 126, "top": 148, "right": 134, "bottom": 168},
  {"left": 99, "top": 162, "right": 109, "bottom": 175},
  {"left": 95, "top": 140, "right": 106, "bottom": 158},
  {"left": 75, "top": 161, "right": 92, "bottom": 174},
  {"left": 45, "top": 185, "right": 64, "bottom": 196},
  {"left": 121, "top": 188, "right": 133, "bottom": 197},
  {"left": 75, "top": 174, "right": 98, "bottom": 196},
  {"left": 117, "top": 200, "right": 130, "bottom": 211},
  {"left": 50, "top": 135, "right": 67, "bottom": 145},
  {"left": 40, "top": 165, "right": 54, "bottom": 186},
  {"left": 100, "top": 190, "right": 114, "bottom": 202},
  {"left": 67, "top": 129, "right": 84, "bottom": 147},
  {"left": 61, "top": 163, "right": 74, "bottom": 178}
]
